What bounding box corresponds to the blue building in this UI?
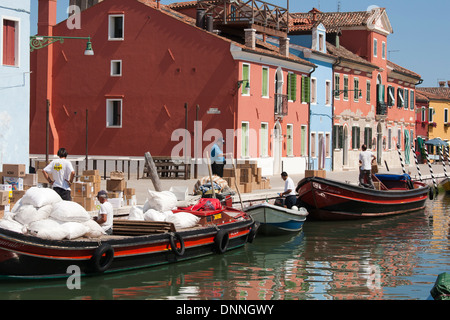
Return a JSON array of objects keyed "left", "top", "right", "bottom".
[
  {"left": 0, "top": 0, "right": 30, "bottom": 169},
  {"left": 289, "top": 23, "right": 335, "bottom": 171}
]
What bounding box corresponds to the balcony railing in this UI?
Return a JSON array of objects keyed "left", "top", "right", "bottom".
[
  {"left": 376, "top": 101, "right": 387, "bottom": 116},
  {"left": 274, "top": 93, "right": 288, "bottom": 117}
]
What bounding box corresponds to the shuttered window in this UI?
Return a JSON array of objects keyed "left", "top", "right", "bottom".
[
  {"left": 262, "top": 67, "right": 269, "bottom": 97},
  {"left": 242, "top": 64, "right": 250, "bottom": 95},
  {"left": 301, "top": 76, "right": 310, "bottom": 103},
  {"left": 352, "top": 126, "right": 361, "bottom": 149},
  {"left": 287, "top": 73, "right": 297, "bottom": 101},
  {"left": 2, "top": 20, "right": 16, "bottom": 66}
]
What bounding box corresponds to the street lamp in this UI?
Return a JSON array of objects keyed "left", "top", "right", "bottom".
[
  {"left": 30, "top": 35, "right": 94, "bottom": 55},
  {"left": 333, "top": 89, "right": 362, "bottom": 99}
]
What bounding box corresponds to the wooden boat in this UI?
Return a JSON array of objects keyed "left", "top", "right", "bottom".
[
  {"left": 244, "top": 202, "right": 308, "bottom": 235},
  {"left": 439, "top": 177, "right": 450, "bottom": 193},
  {"left": 0, "top": 204, "right": 257, "bottom": 280},
  {"left": 296, "top": 173, "right": 429, "bottom": 221}
]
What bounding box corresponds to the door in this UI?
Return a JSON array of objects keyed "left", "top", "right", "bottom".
[
  {"left": 273, "top": 122, "right": 282, "bottom": 174},
  {"left": 343, "top": 126, "right": 348, "bottom": 166},
  {"left": 377, "top": 123, "right": 383, "bottom": 165}
]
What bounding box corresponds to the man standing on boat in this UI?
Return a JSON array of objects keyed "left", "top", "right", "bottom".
[
  {"left": 43, "top": 148, "right": 75, "bottom": 201},
  {"left": 211, "top": 138, "right": 225, "bottom": 177},
  {"left": 279, "top": 172, "right": 297, "bottom": 209},
  {"left": 359, "top": 144, "right": 376, "bottom": 189},
  {"left": 93, "top": 190, "right": 114, "bottom": 235}
]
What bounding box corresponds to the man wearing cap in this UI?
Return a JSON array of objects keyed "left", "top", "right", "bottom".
[
  {"left": 279, "top": 172, "right": 297, "bottom": 209},
  {"left": 93, "top": 190, "right": 114, "bottom": 235},
  {"left": 211, "top": 137, "right": 225, "bottom": 177}
]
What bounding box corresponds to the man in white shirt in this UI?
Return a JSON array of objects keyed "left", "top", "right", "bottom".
[
  {"left": 279, "top": 172, "right": 297, "bottom": 209},
  {"left": 359, "top": 144, "right": 376, "bottom": 189},
  {"left": 93, "top": 190, "right": 114, "bottom": 235},
  {"left": 43, "top": 148, "right": 75, "bottom": 200}
]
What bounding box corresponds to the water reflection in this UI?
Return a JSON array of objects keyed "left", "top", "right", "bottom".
[{"left": 0, "top": 196, "right": 448, "bottom": 300}]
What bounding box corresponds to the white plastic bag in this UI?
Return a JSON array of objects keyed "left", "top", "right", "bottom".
[
  {"left": 21, "top": 187, "right": 62, "bottom": 208},
  {"left": 13, "top": 204, "right": 38, "bottom": 226},
  {"left": 146, "top": 190, "right": 177, "bottom": 212},
  {"left": 83, "top": 219, "right": 106, "bottom": 238},
  {"left": 28, "top": 219, "right": 68, "bottom": 240},
  {"left": 128, "top": 206, "right": 144, "bottom": 221},
  {"left": 60, "top": 222, "right": 89, "bottom": 240},
  {"left": 165, "top": 212, "right": 199, "bottom": 229},
  {"left": 50, "top": 201, "right": 91, "bottom": 223}
]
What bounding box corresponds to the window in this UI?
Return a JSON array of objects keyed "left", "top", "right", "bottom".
[
  {"left": 241, "top": 122, "right": 249, "bottom": 157},
  {"left": 310, "top": 132, "right": 316, "bottom": 158},
  {"left": 373, "top": 38, "right": 378, "bottom": 57},
  {"left": 310, "top": 78, "right": 317, "bottom": 104},
  {"left": 241, "top": 64, "right": 250, "bottom": 95},
  {"left": 287, "top": 124, "right": 293, "bottom": 156},
  {"left": 2, "top": 19, "right": 18, "bottom": 66},
  {"left": 301, "top": 76, "right": 310, "bottom": 103},
  {"left": 301, "top": 125, "right": 307, "bottom": 156},
  {"left": 387, "top": 86, "right": 395, "bottom": 106},
  {"left": 343, "top": 75, "right": 349, "bottom": 101},
  {"left": 109, "top": 15, "right": 124, "bottom": 40},
  {"left": 410, "top": 90, "right": 415, "bottom": 110},
  {"left": 421, "top": 107, "right": 426, "bottom": 122},
  {"left": 262, "top": 67, "right": 269, "bottom": 98},
  {"left": 366, "top": 80, "right": 371, "bottom": 104},
  {"left": 445, "top": 109, "right": 449, "bottom": 124},
  {"left": 353, "top": 78, "right": 359, "bottom": 102},
  {"left": 404, "top": 89, "right": 409, "bottom": 110},
  {"left": 334, "top": 74, "right": 340, "bottom": 100},
  {"left": 397, "top": 88, "right": 404, "bottom": 108},
  {"left": 106, "top": 99, "right": 122, "bottom": 127},
  {"left": 325, "top": 133, "right": 331, "bottom": 157},
  {"left": 325, "top": 80, "right": 331, "bottom": 105},
  {"left": 260, "top": 123, "right": 268, "bottom": 156},
  {"left": 388, "top": 128, "right": 392, "bottom": 149},
  {"left": 333, "top": 125, "right": 344, "bottom": 149},
  {"left": 382, "top": 42, "right": 386, "bottom": 60},
  {"left": 110, "top": 60, "right": 122, "bottom": 76},
  {"left": 429, "top": 108, "right": 434, "bottom": 123},
  {"left": 352, "top": 126, "right": 360, "bottom": 149},
  {"left": 319, "top": 33, "right": 324, "bottom": 52},
  {"left": 287, "top": 72, "right": 297, "bottom": 101},
  {"left": 364, "top": 127, "right": 373, "bottom": 149}
]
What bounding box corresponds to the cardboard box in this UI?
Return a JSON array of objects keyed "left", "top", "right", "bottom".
[
  {"left": 106, "top": 179, "right": 126, "bottom": 191},
  {"left": 107, "top": 191, "right": 121, "bottom": 199},
  {"left": 10, "top": 190, "right": 26, "bottom": 203},
  {"left": 35, "top": 161, "right": 49, "bottom": 170},
  {"left": 36, "top": 169, "right": 52, "bottom": 184},
  {"left": 0, "top": 184, "right": 12, "bottom": 199},
  {"left": 0, "top": 190, "right": 9, "bottom": 205},
  {"left": 23, "top": 173, "right": 38, "bottom": 186},
  {"left": 73, "top": 182, "right": 94, "bottom": 198},
  {"left": 304, "top": 170, "right": 326, "bottom": 178},
  {"left": 73, "top": 196, "right": 96, "bottom": 211},
  {"left": 124, "top": 195, "right": 137, "bottom": 206},
  {"left": 108, "top": 198, "right": 123, "bottom": 209},
  {"left": 110, "top": 171, "right": 124, "bottom": 180},
  {"left": 3, "top": 177, "right": 23, "bottom": 191},
  {"left": 243, "top": 182, "right": 252, "bottom": 193},
  {"left": 80, "top": 175, "right": 101, "bottom": 183},
  {"left": 83, "top": 170, "right": 99, "bottom": 176},
  {"left": 3, "top": 164, "right": 26, "bottom": 177}
]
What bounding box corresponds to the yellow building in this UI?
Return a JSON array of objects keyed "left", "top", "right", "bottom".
[{"left": 417, "top": 88, "right": 450, "bottom": 142}]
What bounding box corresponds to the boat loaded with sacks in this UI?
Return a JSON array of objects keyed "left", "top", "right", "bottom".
[
  {"left": 0, "top": 187, "right": 257, "bottom": 279},
  {"left": 296, "top": 173, "right": 430, "bottom": 221}
]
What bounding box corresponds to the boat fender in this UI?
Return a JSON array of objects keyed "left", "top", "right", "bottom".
[
  {"left": 91, "top": 243, "right": 114, "bottom": 273},
  {"left": 429, "top": 188, "right": 434, "bottom": 200},
  {"left": 247, "top": 221, "right": 260, "bottom": 243},
  {"left": 169, "top": 232, "right": 185, "bottom": 256},
  {"left": 214, "top": 229, "right": 229, "bottom": 254}
]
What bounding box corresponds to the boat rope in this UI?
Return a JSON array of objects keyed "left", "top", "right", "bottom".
[
  {"left": 439, "top": 146, "right": 449, "bottom": 179},
  {"left": 423, "top": 144, "right": 438, "bottom": 197},
  {"left": 411, "top": 144, "right": 422, "bottom": 181},
  {"left": 397, "top": 144, "right": 406, "bottom": 174}
]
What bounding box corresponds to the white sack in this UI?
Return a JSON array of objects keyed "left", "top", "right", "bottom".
[
  {"left": 0, "top": 218, "right": 25, "bottom": 234},
  {"left": 13, "top": 205, "right": 38, "bottom": 226},
  {"left": 146, "top": 190, "right": 177, "bottom": 212},
  {"left": 61, "top": 222, "right": 89, "bottom": 240},
  {"left": 144, "top": 209, "right": 172, "bottom": 222},
  {"left": 21, "top": 187, "right": 62, "bottom": 208},
  {"left": 50, "top": 201, "right": 91, "bottom": 223},
  {"left": 128, "top": 206, "right": 144, "bottom": 221},
  {"left": 28, "top": 219, "right": 68, "bottom": 240},
  {"left": 83, "top": 219, "right": 106, "bottom": 238},
  {"left": 165, "top": 212, "right": 200, "bottom": 229}
]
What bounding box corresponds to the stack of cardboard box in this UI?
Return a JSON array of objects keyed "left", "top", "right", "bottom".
[
  {"left": 0, "top": 163, "right": 38, "bottom": 218},
  {"left": 106, "top": 171, "right": 127, "bottom": 208},
  {"left": 72, "top": 170, "right": 101, "bottom": 212},
  {"left": 222, "top": 161, "right": 271, "bottom": 194}
]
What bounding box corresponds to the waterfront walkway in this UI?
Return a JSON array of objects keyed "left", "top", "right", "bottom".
[{"left": 102, "top": 163, "right": 448, "bottom": 206}]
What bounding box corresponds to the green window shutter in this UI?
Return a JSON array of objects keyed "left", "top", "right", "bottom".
[
  {"left": 242, "top": 65, "right": 249, "bottom": 95},
  {"left": 262, "top": 68, "right": 268, "bottom": 97},
  {"left": 289, "top": 73, "right": 297, "bottom": 101},
  {"left": 302, "top": 76, "right": 310, "bottom": 103}
]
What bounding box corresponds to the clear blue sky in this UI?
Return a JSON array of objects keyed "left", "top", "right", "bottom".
[{"left": 30, "top": 0, "right": 450, "bottom": 87}]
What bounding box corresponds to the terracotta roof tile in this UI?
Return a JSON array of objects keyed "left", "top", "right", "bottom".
[
  {"left": 387, "top": 60, "right": 421, "bottom": 80},
  {"left": 326, "top": 42, "right": 378, "bottom": 69},
  {"left": 417, "top": 87, "right": 450, "bottom": 100}
]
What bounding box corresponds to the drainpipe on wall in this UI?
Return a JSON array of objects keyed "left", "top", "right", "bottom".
[
  {"left": 307, "top": 65, "right": 317, "bottom": 171},
  {"left": 331, "top": 57, "right": 342, "bottom": 171}
]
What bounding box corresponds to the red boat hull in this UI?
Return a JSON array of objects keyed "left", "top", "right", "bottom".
[
  {"left": 0, "top": 208, "right": 256, "bottom": 279},
  {"left": 296, "top": 176, "right": 429, "bottom": 221}
]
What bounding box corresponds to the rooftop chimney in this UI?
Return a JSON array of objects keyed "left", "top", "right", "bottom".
[
  {"left": 439, "top": 81, "right": 446, "bottom": 87},
  {"left": 448, "top": 81, "right": 450, "bottom": 88},
  {"left": 245, "top": 28, "right": 256, "bottom": 50}
]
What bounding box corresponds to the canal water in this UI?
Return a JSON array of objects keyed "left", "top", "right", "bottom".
[{"left": 0, "top": 195, "right": 448, "bottom": 301}]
